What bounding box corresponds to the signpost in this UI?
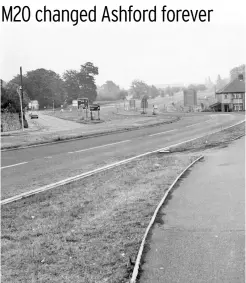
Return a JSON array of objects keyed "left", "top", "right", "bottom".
[
  {"left": 77, "top": 98, "right": 89, "bottom": 119},
  {"left": 129, "top": 99, "right": 136, "bottom": 110},
  {"left": 141, "top": 97, "right": 148, "bottom": 114},
  {"left": 89, "top": 104, "right": 100, "bottom": 120}
]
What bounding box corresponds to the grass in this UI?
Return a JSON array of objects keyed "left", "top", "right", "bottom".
[
  {"left": 1, "top": 154, "right": 198, "bottom": 283},
  {"left": 2, "top": 121, "right": 245, "bottom": 282},
  {"left": 169, "top": 121, "right": 245, "bottom": 153},
  {"left": 1, "top": 115, "right": 178, "bottom": 150}
]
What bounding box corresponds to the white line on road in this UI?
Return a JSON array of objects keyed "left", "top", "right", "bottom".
[
  {"left": 186, "top": 122, "right": 202, "bottom": 128},
  {"left": 1, "top": 162, "right": 28, "bottom": 170},
  {"left": 149, "top": 129, "right": 177, "bottom": 137},
  {"left": 67, "top": 140, "right": 131, "bottom": 154},
  {"left": 1, "top": 119, "right": 244, "bottom": 206}
]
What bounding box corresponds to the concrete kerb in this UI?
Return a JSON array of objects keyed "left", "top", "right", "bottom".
[
  {"left": 1, "top": 119, "right": 244, "bottom": 206},
  {"left": 1, "top": 116, "right": 180, "bottom": 152},
  {"left": 129, "top": 155, "right": 204, "bottom": 283}
]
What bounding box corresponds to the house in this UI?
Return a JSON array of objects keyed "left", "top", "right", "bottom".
[
  {"left": 28, "top": 100, "right": 39, "bottom": 110},
  {"left": 210, "top": 74, "right": 245, "bottom": 112}
]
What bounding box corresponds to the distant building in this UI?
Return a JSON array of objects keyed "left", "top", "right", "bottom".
[
  {"left": 29, "top": 100, "right": 39, "bottom": 110},
  {"left": 210, "top": 74, "right": 245, "bottom": 112},
  {"left": 183, "top": 89, "right": 197, "bottom": 106},
  {"left": 72, "top": 100, "right": 78, "bottom": 107}
]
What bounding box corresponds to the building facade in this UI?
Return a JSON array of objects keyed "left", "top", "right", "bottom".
[
  {"left": 183, "top": 89, "right": 197, "bottom": 107},
  {"left": 28, "top": 100, "right": 39, "bottom": 110},
  {"left": 212, "top": 75, "right": 245, "bottom": 112}
]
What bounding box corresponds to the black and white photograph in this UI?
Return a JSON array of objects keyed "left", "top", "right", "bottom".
[{"left": 0, "top": 0, "right": 245, "bottom": 282}]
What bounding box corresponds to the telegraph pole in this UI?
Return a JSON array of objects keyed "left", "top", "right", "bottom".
[
  {"left": 19, "top": 67, "right": 25, "bottom": 130},
  {"left": 20, "top": 67, "right": 24, "bottom": 104},
  {"left": 18, "top": 86, "right": 24, "bottom": 131},
  {"left": 0, "top": 79, "right": 3, "bottom": 96}
]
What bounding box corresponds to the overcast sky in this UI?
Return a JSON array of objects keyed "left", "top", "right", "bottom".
[{"left": 1, "top": 0, "right": 245, "bottom": 88}]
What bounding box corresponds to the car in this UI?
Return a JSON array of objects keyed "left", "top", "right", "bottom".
[{"left": 30, "top": 113, "right": 39, "bottom": 119}]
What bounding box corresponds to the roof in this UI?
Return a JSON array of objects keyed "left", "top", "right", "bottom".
[{"left": 216, "top": 78, "right": 245, "bottom": 94}]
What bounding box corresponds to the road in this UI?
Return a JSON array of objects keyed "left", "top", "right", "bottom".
[
  {"left": 140, "top": 136, "right": 245, "bottom": 283},
  {"left": 1, "top": 113, "right": 244, "bottom": 200}
]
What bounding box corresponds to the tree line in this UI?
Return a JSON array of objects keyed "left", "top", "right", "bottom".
[
  {"left": 1, "top": 62, "right": 99, "bottom": 112},
  {"left": 2, "top": 62, "right": 243, "bottom": 114}
]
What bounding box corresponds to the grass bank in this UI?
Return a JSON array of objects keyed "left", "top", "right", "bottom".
[
  {"left": 1, "top": 154, "right": 197, "bottom": 283},
  {"left": 169, "top": 121, "right": 245, "bottom": 153}
]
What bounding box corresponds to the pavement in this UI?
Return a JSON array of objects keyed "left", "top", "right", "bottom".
[
  {"left": 1, "top": 113, "right": 244, "bottom": 201},
  {"left": 139, "top": 136, "right": 245, "bottom": 283}
]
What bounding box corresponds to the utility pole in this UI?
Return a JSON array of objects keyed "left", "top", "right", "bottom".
[
  {"left": 20, "top": 67, "right": 24, "bottom": 105},
  {"left": 18, "top": 86, "right": 24, "bottom": 131},
  {"left": 0, "top": 79, "right": 3, "bottom": 97},
  {"left": 19, "top": 67, "right": 25, "bottom": 128}
]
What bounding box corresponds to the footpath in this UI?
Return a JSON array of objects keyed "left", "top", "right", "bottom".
[{"left": 140, "top": 137, "right": 245, "bottom": 283}]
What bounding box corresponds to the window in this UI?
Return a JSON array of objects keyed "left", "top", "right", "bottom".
[
  {"left": 234, "top": 93, "right": 242, "bottom": 99},
  {"left": 234, "top": 104, "right": 243, "bottom": 111},
  {"left": 224, "top": 94, "right": 228, "bottom": 99}
]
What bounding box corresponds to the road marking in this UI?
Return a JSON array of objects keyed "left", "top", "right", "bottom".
[
  {"left": 67, "top": 140, "right": 131, "bottom": 154},
  {"left": 1, "top": 119, "right": 244, "bottom": 206},
  {"left": 1, "top": 162, "right": 28, "bottom": 170},
  {"left": 186, "top": 122, "right": 202, "bottom": 128},
  {"left": 149, "top": 129, "right": 177, "bottom": 137}
]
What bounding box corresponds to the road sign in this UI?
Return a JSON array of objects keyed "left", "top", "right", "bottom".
[
  {"left": 129, "top": 99, "right": 136, "bottom": 109},
  {"left": 141, "top": 98, "right": 148, "bottom": 109},
  {"left": 78, "top": 98, "right": 89, "bottom": 109},
  {"left": 90, "top": 104, "right": 100, "bottom": 111}
]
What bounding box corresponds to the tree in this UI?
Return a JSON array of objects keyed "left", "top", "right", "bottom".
[
  {"left": 98, "top": 80, "right": 120, "bottom": 100},
  {"left": 64, "top": 62, "right": 99, "bottom": 103},
  {"left": 118, "top": 89, "right": 128, "bottom": 100},
  {"left": 149, "top": 85, "right": 159, "bottom": 98},
  {"left": 205, "top": 76, "right": 214, "bottom": 90},
  {"left": 216, "top": 75, "right": 224, "bottom": 90},
  {"left": 159, "top": 88, "right": 165, "bottom": 97},
  {"left": 63, "top": 70, "right": 80, "bottom": 102},
  {"left": 230, "top": 64, "right": 245, "bottom": 80},
  {"left": 10, "top": 69, "right": 67, "bottom": 109},
  {"left": 1, "top": 82, "right": 29, "bottom": 113},
  {"left": 130, "top": 80, "right": 149, "bottom": 99}
]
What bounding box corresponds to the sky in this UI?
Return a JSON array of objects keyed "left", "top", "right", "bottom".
[{"left": 0, "top": 0, "right": 246, "bottom": 89}]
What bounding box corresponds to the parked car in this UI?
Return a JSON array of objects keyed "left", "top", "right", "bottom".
[{"left": 29, "top": 112, "right": 39, "bottom": 119}]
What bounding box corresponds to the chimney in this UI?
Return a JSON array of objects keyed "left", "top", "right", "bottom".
[{"left": 238, "top": 74, "right": 244, "bottom": 81}]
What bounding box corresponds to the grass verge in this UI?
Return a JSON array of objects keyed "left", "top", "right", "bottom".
[
  {"left": 1, "top": 116, "right": 179, "bottom": 151},
  {"left": 1, "top": 154, "right": 197, "bottom": 283},
  {"left": 169, "top": 121, "right": 245, "bottom": 153},
  {"left": 1, "top": 122, "right": 244, "bottom": 282}
]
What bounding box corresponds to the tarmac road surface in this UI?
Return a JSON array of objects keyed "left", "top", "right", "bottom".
[{"left": 1, "top": 113, "right": 244, "bottom": 200}]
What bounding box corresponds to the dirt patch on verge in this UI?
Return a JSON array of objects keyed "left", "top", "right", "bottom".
[{"left": 1, "top": 154, "right": 197, "bottom": 283}]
